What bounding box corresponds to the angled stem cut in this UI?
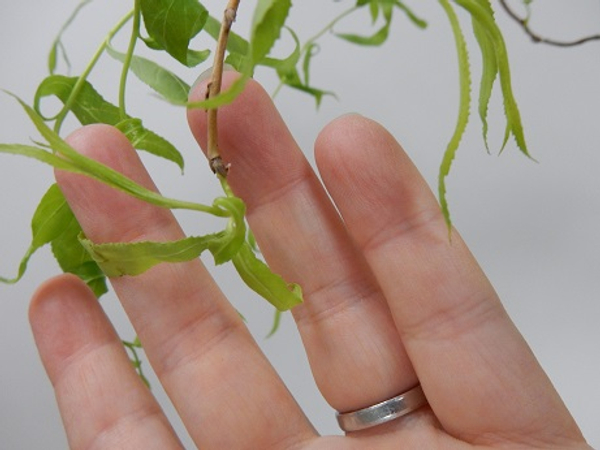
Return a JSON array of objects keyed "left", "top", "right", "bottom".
[{"left": 207, "top": 0, "right": 241, "bottom": 177}]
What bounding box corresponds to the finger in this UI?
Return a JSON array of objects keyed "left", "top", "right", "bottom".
[
  {"left": 315, "top": 115, "right": 584, "bottom": 444},
  {"left": 29, "top": 274, "right": 183, "bottom": 449},
  {"left": 188, "top": 73, "right": 419, "bottom": 416},
  {"left": 56, "top": 125, "right": 316, "bottom": 449}
]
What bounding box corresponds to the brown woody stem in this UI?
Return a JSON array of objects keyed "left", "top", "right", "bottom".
[
  {"left": 207, "top": 0, "right": 240, "bottom": 177},
  {"left": 498, "top": 0, "right": 600, "bottom": 47}
]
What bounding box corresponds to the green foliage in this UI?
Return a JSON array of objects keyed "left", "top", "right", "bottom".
[
  {"left": 35, "top": 75, "right": 185, "bottom": 170},
  {"left": 438, "top": 0, "right": 472, "bottom": 231},
  {"left": 1, "top": 0, "right": 531, "bottom": 343},
  {"left": 437, "top": 0, "right": 530, "bottom": 228},
  {"left": 107, "top": 45, "right": 191, "bottom": 104},
  {"left": 139, "top": 0, "right": 210, "bottom": 67},
  {"left": 337, "top": 1, "right": 426, "bottom": 46},
  {"left": 48, "top": 0, "right": 93, "bottom": 74}
]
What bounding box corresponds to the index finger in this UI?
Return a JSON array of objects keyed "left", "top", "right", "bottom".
[{"left": 55, "top": 124, "right": 316, "bottom": 449}]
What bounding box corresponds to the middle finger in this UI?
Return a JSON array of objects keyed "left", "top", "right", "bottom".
[{"left": 188, "top": 73, "right": 418, "bottom": 414}]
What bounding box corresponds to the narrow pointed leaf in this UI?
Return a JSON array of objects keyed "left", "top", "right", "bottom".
[
  {"left": 394, "top": 1, "right": 427, "bottom": 29},
  {"left": 35, "top": 75, "right": 121, "bottom": 124},
  {"left": 8, "top": 95, "right": 218, "bottom": 215},
  {"left": 232, "top": 242, "right": 303, "bottom": 311},
  {"left": 48, "top": 0, "right": 93, "bottom": 74},
  {"left": 78, "top": 196, "right": 245, "bottom": 276},
  {"left": 0, "top": 184, "right": 72, "bottom": 284},
  {"left": 455, "top": 0, "right": 530, "bottom": 158},
  {"left": 437, "top": 0, "right": 472, "bottom": 230},
  {"left": 107, "top": 45, "right": 191, "bottom": 104},
  {"left": 266, "top": 309, "right": 283, "bottom": 338},
  {"left": 115, "top": 118, "right": 184, "bottom": 171},
  {"left": 471, "top": 1, "right": 498, "bottom": 151},
  {"left": 34, "top": 76, "right": 184, "bottom": 169},
  {"left": 79, "top": 233, "right": 228, "bottom": 277},
  {"left": 336, "top": 19, "right": 391, "bottom": 46},
  {"left": 51, "top": 208, "right": 107, "bottom": 297},
  {"left": 250, "top": 0, "right": 292, "bottom": 67}
]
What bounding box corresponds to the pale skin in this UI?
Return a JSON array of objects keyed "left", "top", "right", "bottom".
[{"left": 29, "top": 72, "right": 591, "bottom": 449}]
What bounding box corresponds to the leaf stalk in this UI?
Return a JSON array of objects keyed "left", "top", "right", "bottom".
[
  {"left": 118, "top": 0, "right": 142, "bottom": 120},
  {"left": 53, "top": 9, "right": 134, "bottom": 133}
]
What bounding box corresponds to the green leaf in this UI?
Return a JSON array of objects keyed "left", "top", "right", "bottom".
[
  {"left": 232, "top": 242, "right": 303, "bottom": 311},
  {"left": 470, "top": 0, "right": 497, "bottom": 150},
  {"left": 115, "top": 118, "right": 185, "bottom": 172},
  {"left": 0, "top": 183, "right": 107, "bottom": 296},
  {"left": 302, "top": 43, "right": 319, "bottom": 87},
  {"left": 339, "top": 1, "right": 425, "bottom": 45},
  {"left": 260, "top": 27, "right": 302, "bottom": 79},
  {"left": 35, "top": 75, "right": 121, "bottom": 124},
  {"left": 186, "top": 48, "right": 211, "bottom": 67},
  {"left": 48, "top": 0, "right": 93, "bottom": 74},
  {"left": 369, "top": 2, "right": 381, "bottom": 24},
  {"left": 394, "top": 1, "right": 427, "bottom": 29},
  {"left": 0, "top": 184, "right": 71, "bottom": 284},
  {"left": 51, "top": 207, "right": 107, "bottom": 297},
  {"left": 437, "top": 0, "right": 472, "bottom": 231},
  {"left": 78, "top": 195, "right": 246, "bottom": 276},
  {"left": 106, "top": 45, "right": 191, "bottom": 104},
  {"left": 337, "top": 2, "right": 393, "bottom": 46},
  {"left": 266, "top": 309, "right": 282, "bottom": 338},
  {"left": 455, "top": 0, "right": 530, "bottom": 158},
  {"left": 186, "top": 76, "right": 249, "bottom": 110},
  {"left": 139, "top": 0, "right": 209, "bottom": 67},
  {"left": 250, "top": 0, "right": 292, "bottom": 67},
  {"left": 189, "top": 1, "right": 292, "bottom": 110},
  {"left": 79, "top": 233, "right": 228, "bottom": 277},
  {"left": 7, "top": 94, "right": 219, "bottom": 216},
  {"left": 263, "top": 28, "right": 336, "bottom": 108},
  {"left": 0, "top": 142, "right": 86, "bottom": 174},
  {"left": 34, "top": 76, "right": 185, "bottom": 170},
  {"left": 284, "top": 81, "right": 337, "bottom": 108}
]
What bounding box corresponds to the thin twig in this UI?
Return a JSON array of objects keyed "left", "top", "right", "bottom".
[
  {"left": 207, "top": 0, "right": 240, "bottom": 177},
  {"left": 498, "top": 0, "right": 600, "bottom": 47}
]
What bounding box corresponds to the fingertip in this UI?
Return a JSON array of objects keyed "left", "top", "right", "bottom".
[
  {"left": 29, "top": 274, "right": 112, "bottom": 382},
  {"left": 64, "top": 124, "right": 131, "bottom": 157},
  {"left": 29, "top": 274, "right": 90, "bottom": 328},
  {"left": 315, "top": 114, "right": 399, "bottom": 188},
  {"left": 65, "top": 123, "right": 135, "bottom": 168}
]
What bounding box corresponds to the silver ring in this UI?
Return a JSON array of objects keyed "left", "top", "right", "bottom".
[{"left": 336, "top": 384, "right": 427, "bottom": 432}]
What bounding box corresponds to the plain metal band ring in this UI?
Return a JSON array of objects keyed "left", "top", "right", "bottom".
[{"left": 336, "top": 384, "right": 427, "bottom": 432}]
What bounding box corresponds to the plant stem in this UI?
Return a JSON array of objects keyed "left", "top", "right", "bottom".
[
  {"left": 303, "top": 5, "right": 359, "bottom": 52},
  {"left": 118, "top": 0, "right": 142, "bottom": 120},
  {"left": 271, "top": 5, "right": 359, "bottom": 98},
  {"left": 53, "top": 9, "right": 134, "bottom": 133},
  {"left": 498, "top": 0, "right": 600, "bottom": 47},
  {"left": 206, "top": 0, "right": 241, "bottom": 177},
  {"left": 122, "top": 339, "right": 150, "bottom": 388}
]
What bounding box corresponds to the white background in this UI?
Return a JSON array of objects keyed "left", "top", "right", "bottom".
[{"left": 1, "top": 0, "right": 599, "bottom": 448}]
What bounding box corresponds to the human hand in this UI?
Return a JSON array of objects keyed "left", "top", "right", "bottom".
[{"left": 29, "top": 72, "right": 590, "bottom": 449}]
